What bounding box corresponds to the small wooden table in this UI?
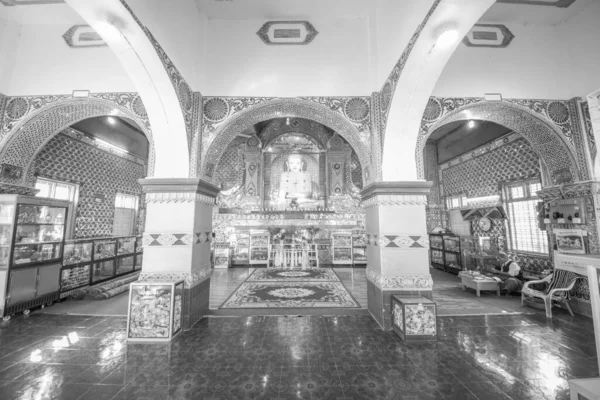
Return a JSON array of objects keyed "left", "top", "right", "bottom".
[{"left": 460, "top": 275, "right": 501, "bottom": 297}]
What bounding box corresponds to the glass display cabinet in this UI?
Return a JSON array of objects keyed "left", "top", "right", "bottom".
[
  {"left": 60, "top": 239, "right": 93, "bottom": 296},
  {"left": 332, "top": 233, "right": 353, "bottom": 265},
  {"left": 428, "top": 233, "right": 463, "bottom": 274},
  {"left": 134, "top": 235, "right": 143, "bottom": 271},
  {"left": 352, "top": 232, "right": 367, "bottom": 266},
  {"left": 94, "top": 239, "right": 116, "bottom": 260},
  {"left": 214, "top": 242, "right": 230, "bottom": 269},
  {"left": 127, "top": 279, "right": 184, "bottom": 342},
  {"left": 249, "top": 231, "right": 269, "bottom": 265},
  {"left": 0, "top": 195, "right": 69, "bottom": 320},
  {"left": 116, "top": 236, "right": 136, "bottom": 276},
  {"left": 232, "top": 231, "right": 249, "bottom": 265}
]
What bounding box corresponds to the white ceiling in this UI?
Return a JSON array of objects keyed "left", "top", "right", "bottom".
[
  {"left": 481, "top": 0, "right": 595, "bottom": 25},
  {"left": 0, "top": 3, "right": 84, "bottom": 25},
  {"left": 195, "top": 0, "right": 375, "bottom": 20}
]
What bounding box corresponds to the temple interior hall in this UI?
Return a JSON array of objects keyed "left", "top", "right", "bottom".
[{"left": 0, "top": 0, "right": 600, "bottom": 399}]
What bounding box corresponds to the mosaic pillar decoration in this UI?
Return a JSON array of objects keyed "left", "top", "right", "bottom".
[
  {"left": 361, "top": 181, "right": 433, "bottom": 330},
  {"left": 588, "top": 90, "right": 600, "bottom": 179},
  {"left": 242, "top": 136, "right": 261, "bottom": 209},
  {"left": 138, "top": 178, "right": 219, "bottom": 331}
]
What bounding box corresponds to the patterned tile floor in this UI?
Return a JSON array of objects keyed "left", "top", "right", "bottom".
[{"left": 0, "top": 311, "right": 597, "bottom": 399}]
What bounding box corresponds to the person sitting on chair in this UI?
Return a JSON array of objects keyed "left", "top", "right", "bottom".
[{"left": 490, "top": 255, "right": 524, "bottom": 295}]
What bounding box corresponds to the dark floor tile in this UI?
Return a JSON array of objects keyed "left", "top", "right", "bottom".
[{"left": 80, "top": 383, "right": 126, "bottom": 400}]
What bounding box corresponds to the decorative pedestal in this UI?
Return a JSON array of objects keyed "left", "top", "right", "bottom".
[
  {"left": 127, "top": 279, "right": 184, "bottom": 342},
  {"left": 362, "top": 181, "right": 433, "bottom": 330},
  {"left": 391, "top": 295, "right": 437, "bottom": 341}
]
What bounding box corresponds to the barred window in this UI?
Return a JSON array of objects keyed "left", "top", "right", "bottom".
[{"left": 504, "top": 179, "right": 547, "bottom": 254}]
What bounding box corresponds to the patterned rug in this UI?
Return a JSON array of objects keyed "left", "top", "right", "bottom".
[
  {"left": 246, "top": 268, "right": 340, "bottom": 282},
  {"left": 220, "top": 270, "right": 361, "bottom": 309}
]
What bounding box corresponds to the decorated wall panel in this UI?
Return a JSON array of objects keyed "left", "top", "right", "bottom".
[
  {"left": 0, "top": 94, "right": 153, "bottom": 187},
  {"left": 33, "top": 131, "right": 146, "bottom": 238},
  {"left": 442, "top": 137, "right": 540, "bottom": 198},
  {"left": 418, "top": 97, "right": 585, "bottom": 185}
]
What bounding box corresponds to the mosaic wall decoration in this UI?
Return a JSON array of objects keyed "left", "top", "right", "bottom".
[
  {"left": 378, "top": 0, "right": 442, "bottom": 140},
  {"left": 256, "top": 21, "right": 319, "bottom": 45},
  {"left": 200, "top": 98, "right": 372, "bottom": 185},
  {"left": 418, "top": 97, "right": 583, "bottom": 184},
  {"left": 0, "top": 94, "right": 153, "bottom": 187},
  {"left": 463, "top": 24, "right": 515, "bottom": 48},
  {"left": 33, "top": 131, "right": 146, "bottom": 238},
  {"left": 442, "top": 137, "right": 540, "bottom": 198},
  {"left": 497, "top": 0, "right": 575, "bottom": 7},
  {"left": 63, "top": 25, "right": 107, "bottom": 48}
]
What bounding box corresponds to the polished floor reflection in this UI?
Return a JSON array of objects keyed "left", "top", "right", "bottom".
[{"left": 0, "top": 311, "right": 596, "bottom": 399}]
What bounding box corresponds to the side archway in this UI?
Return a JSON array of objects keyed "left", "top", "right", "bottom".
[
  {"left": 0, "top": 96, "right": 155, "bottom": 187},
  {"left": 200, "top": 98, "right": 372, "bottom": 184},
  {"left": 417, "top": 100, "right": 581, "bottom": 185}
]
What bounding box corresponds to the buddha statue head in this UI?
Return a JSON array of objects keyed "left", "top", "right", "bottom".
[{"left": 286, "top": 154, "right": 304, "bottom": 172}]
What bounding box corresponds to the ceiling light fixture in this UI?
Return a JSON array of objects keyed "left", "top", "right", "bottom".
[
  {"left": 107, "top": 116, "right": 117, "bottom": 125},
  {"left": 286, "top": 118, "right": 290, "bottom": 125},
  {"left": 468, "top": 120, "right": 476, "bottom": 129},
  {"left": 436, "top": 28, "right": 459, "bottom": 48}
]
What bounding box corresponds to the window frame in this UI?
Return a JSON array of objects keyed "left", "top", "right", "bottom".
[
  {"left": 35, "top": 177, "right": 79, "bottom": 239},
  {"left": 503, "top": 178, "right": 547, "bottom": 255}
]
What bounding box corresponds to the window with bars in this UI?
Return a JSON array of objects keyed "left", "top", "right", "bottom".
[
  {"left": 504, "top": 179, "right": 547, "bottom": 254},
  {"left": 113, "top": 193, "right": 139, "bottom": 236}
]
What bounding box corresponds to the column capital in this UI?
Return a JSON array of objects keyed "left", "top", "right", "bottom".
[
  {"left": 139, "top": 178, "right": 220, "bottom": 204},
  {"left": 361, "top": 181, "right": 432, "bottom": 200}
]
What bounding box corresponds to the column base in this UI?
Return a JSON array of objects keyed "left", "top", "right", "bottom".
[
  {"left": 183, "top": 277, "right": 211, "bottom": 330},
  {"left": 367, "top": 279, "right": 432, "bottom": 331}
]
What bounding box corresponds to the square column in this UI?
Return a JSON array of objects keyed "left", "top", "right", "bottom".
[
  {"left": 361, "top": 181, "right": 433, "bottom": 330},
  {"left": 137, "top": 178, "right": 219, "bottom": 331}
]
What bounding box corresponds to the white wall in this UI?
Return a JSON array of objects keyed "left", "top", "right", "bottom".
[
  {"left": 202, "top": 16, "right": 371, "bottom": 97},
  {"left": 433, "top": 2, "right": 600, "bottom": 100},
  {"left": 127, "top": 0, "right": 207, "bottom": 92},
  {"left": 5, "top": 23, "right": 135, "bottom": 96},
  {"left": 0, "top": 18, "right": 19, "bottom": 94}
]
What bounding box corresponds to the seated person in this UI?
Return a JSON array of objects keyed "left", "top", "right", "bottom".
[{"left": 488, "top": 256, "right": 524, "bottom": 295}]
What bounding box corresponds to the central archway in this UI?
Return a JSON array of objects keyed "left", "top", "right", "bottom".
[{"left": 200, "top": 98, "right": 372, "bottom": 184}]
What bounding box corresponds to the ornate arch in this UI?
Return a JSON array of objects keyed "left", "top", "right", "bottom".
[
  {"left": 200, "top": 98, "right": 372, "bottom": 184},
  {"left": 416, "top": 99, "right": 581, "bottom": 184},
  {"left": 0, "top": 95, "right": 154, "bottom": 187}
]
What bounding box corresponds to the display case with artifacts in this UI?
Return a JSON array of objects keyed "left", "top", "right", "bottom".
[
  {"left": 117, "top": 236, "right": 136, "bottom": 256},
  {"left": 0, "top": 195, "right": 69, "bottom": 320},
  {"left": 94, "top": 239, "right": 116, "bottom": 260},
  {"left": 332, "top": 232, "right": 353, "bottom": 265},
  {"left": 127, "top": 279, "right": 184, "bottom": 342}
]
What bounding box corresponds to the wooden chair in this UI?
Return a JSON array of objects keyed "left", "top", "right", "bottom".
[{"left": 521, "top": 272, "right": 580, "bottom": 318}]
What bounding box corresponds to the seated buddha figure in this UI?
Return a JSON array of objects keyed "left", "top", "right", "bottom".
[{"left": 278, "top": 154, "right": 312, "bottom": 204}]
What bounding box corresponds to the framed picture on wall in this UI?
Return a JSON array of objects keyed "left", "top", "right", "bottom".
[{"left": 554, "top": 228, "right": 587, "bottom": 254}]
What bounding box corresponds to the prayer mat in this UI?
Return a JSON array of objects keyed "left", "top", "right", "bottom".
[
  {"left": 220, "top": 281, "right": 360, "bottom": 309},
  {"left": 246, "top": 268, "right": 340, "bottom": 282}
]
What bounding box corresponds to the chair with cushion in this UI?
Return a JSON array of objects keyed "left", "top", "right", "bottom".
[{"left": 521, "top": 269, "right": 582, "bottom": 318}]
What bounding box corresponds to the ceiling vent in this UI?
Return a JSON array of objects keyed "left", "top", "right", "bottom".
[
  {"left": 257, "top": 21, "right": 319, "bottom": 45},
  {"left": 463, "top": 24, "right": 515, "bottom": 48}
]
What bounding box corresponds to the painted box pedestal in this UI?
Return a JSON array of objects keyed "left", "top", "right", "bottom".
[
  {"left": 127, "top": 279, "right": 184, "bottom": 342},
  {"left": 391, "top": 295, "right": 437, "bottom": 341}
]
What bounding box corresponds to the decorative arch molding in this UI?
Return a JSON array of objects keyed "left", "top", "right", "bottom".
[
  {"left": 260, "top": 118, "right": 331, "bottom": 150},
  {"left": 0, "top": 94, "right": 154, "bottom": 187},
  {"left": 200, "top": 98, "right": 372, "bottom": 184},
  {"left": 416, "top": 98, "right": 582, "bottom": 185}
]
